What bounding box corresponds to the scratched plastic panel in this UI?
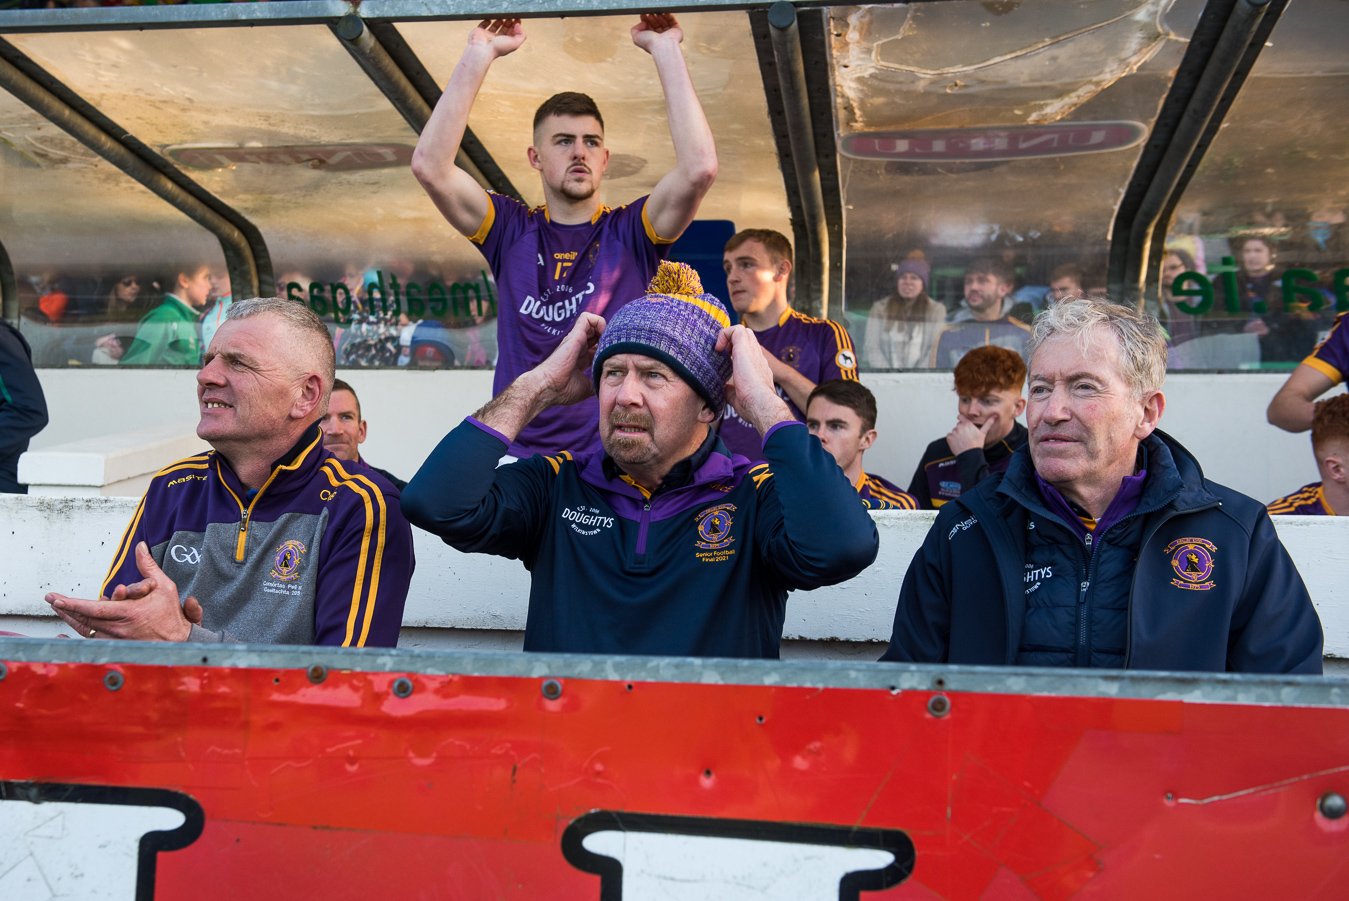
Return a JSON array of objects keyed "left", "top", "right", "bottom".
[
  {"left": 398, "top": 12, "right": 791, "bottom": 242},
  {"left": 0, "top": 659, "right": 1345, "bottom": 898},
  {"left": 0, "top": 89, "right": 224, "bottom": 364},
  {"left": 830, "top": 0, "right": 1202, "bottom": 327},
  {"left": 7, "top": 25, "right": 479, "bottom": 282}
]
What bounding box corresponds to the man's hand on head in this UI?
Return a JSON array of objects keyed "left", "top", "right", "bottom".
[
  {"left": 44, "top": 542, "right": 195, "bottom": 642},
  {"left": 716, "top": 325, "right": 793, "bottom": 435},
  {"left": 533, "top": 312, "right": 606, "bottom": 408},
  {"left": 631, "top": 12, "right": 684, "bottom": 52},
  {"left": 947, "top": 414, "right": 995, "bottom": 456},
  {"left": 468, "top": 18, "right": 525, "bottom": 57}
]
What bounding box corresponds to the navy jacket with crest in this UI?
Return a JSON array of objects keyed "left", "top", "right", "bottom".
[
  {"left": 883, "top": 430, "right": 1323, "bottom": 673},
  {"left": 403, "top": 419, "right": 879, "bottom": 658}
]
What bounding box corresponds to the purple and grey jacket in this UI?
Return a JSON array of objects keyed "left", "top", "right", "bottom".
[
  {"left": 102, "top": 424, "right": 415, "bottom": 646},
  {"left": 402, "top": 419, "right": 879, "bottom": 658}
]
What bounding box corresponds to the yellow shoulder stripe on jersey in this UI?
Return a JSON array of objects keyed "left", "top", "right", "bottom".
[
  {"left": 750, "top": 463, "right": 774, "bottom": 489},
  {"left": 323, "top": 459, "right": 389, "bottom": 648},
  {"left": 467, "top": 196, "right": 496, "bottom": 245}
]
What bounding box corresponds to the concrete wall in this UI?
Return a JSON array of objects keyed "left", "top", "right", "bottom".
[
  {"left": 24, "top": 368, "right": 1326, "bottom": 504},
  {"left": 3, "top": 495, "right": 1345, "bottom": 663}
]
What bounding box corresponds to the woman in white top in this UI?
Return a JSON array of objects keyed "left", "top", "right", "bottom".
[{"left": 863, "top": 254, "right": 947, "bottom": 369}]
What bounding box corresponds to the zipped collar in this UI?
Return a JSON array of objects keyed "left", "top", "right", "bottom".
[{"left": 213, "top": 422, "right": 326, "bottom": 504}]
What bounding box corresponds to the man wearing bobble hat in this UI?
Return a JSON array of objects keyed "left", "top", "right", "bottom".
[{"left": 403, "top": 263, "right": 879, "bottom": 658}]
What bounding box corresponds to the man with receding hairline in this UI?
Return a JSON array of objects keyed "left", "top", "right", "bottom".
[
  {"left": 412, "top": 14, "right": 717, "bottom": 457},
  {"left": 46, "top": 297, "right": 415, "bottom": 647},
  {"left": 885, "top": 296, "right": 1322, "bottom": 673}
]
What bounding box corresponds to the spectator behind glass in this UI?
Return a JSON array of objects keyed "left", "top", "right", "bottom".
[
  {"left": 908, "top": 345, "right": 1027, "bottom": 510},
  {"left": 806, "top": 379, "right": 917, "bottom": 510},
  {"left": 1231, "top": 234, "right": 1322, "bottom": 364},
  {"left": 930, "top": 258, "right": 1031, "bottom": 368},
  {"left": 1158, "top": 247, "right": 1203, "bottom": 347},
  {"left": 120, "top": 263, "right": 213, "bottom": 366},
  {"left": 411, "top": 14, "right": 717, "bottom": 458},
  {"left": 862, "top": 252, "right": 945, "bottom": 369},
  {"left": 718, "top": 228, "right": 860, "bottom": 461},
  {"left": 199, "top": 267, "right": 233, "bottom": 352},
  {"left": 91, "top": 271, "right": 147, "bottom": 364},
  {"left": 1268, "top": 394, "right": 1349, "bottom": 517},
  {"left": 1009, "top": 262, "right": 1086, "bottom": 325}
]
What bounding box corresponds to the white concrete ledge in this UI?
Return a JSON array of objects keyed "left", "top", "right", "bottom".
[
  {"left": 18, "top": 426, "right": 204, "bottom": 497},
  {"left": 1, "top": 495, "right": 1344, "bottom": 658}
]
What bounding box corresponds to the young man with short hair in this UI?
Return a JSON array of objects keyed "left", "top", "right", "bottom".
[
  {"left": 1268, "top": 393, "right": 1349, "bottom": 516},
  {"left": 412, "top": 15, "right": 717, "bottom": 457},
  {"left": 908, "top": 345, "right": 1028, "bottom": 509},
  {"left": 719, "top": 228, "right": 858, "bottom": 460},
  {"left": 806, "top": 380, "right": 916, "bottom": 510}
]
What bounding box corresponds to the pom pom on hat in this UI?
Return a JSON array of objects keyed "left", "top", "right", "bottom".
[{"left": 593, "top": 261, "right": 733, "bottom": 412}]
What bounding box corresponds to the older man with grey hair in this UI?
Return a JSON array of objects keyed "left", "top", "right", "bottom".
[
  {"left": 884, "top": 297, "right": 1323, "bottom": 673},
  {"left": 46, "top": 297, "right": 415, "bottom": 647}
]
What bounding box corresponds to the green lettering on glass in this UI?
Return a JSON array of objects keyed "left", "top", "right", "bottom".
[
  {"left": 1216, "top": 256, "right": 1244, "bottom": 314},
  {"left": 1282, "top": 268, "right": 1324, "bottom": 314},
  {"left": 427, "top": 282, "right": 448, "bottom": 317},
  {"left": 1335, "top": 269, "right": 1349, "bottom": 313},
  {"left": 308, "top": 282, "right": 329, "bottom": 316},
  {"left": 1172, "top": 271, "right": 1213, "bottom": 315},
  {"left": 301, "top": 269, "right": 499, "bottom": 322},
  {"left": 331, "top": 282, "right": 353, "bottom": 324},
  {"left": 405, "top": 281, "right": 424, "bottom": 318}
]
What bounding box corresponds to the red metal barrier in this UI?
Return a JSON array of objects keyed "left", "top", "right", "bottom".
[{"left": 0, "top": 641, "right": 1345, "bottom": 899}]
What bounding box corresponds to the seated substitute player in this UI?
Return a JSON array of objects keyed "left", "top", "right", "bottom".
[
  {"left": 1268, "top": 310, "right": 1348, "bottom": 432},
  {"left": 805, "top": 380, "right": 917, "bottom": 510},
  {"left": 908, "top": 345, "right": 1028, "bottom": 509},
  {"left": 401, "top": 264, "right": 878, "bottom": 658},
  {"left": 883, "top": 297, "right": 1322, "bottom": 673},
  {"left": 719, "top": 228, "right": 859, "bottom": 461},
  {"left": 321, "top": 378, "right": 407, "bottom": 491},
  {"left": 1268, "top": 394, "right": 1349, "bottom": 516}
]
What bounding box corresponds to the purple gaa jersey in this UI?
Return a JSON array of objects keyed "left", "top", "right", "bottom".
[
  {"left": 1268, "top": 482, "right": 1336, "bottom": 516},
  {"left": 856, "top": 472, "right": 918, "bottom": 510},
  {"left": 471, "top": 193, "right": 671, "bottom": 456},
  {"left": 1303, "top": 311, "right": 1349, "bottom": 387},
  {"left": 930, "top": 318, "right": 1031, "bottom": 369},
  {"left": 718, "top": 308, "right": 858, "bottom": 460}
]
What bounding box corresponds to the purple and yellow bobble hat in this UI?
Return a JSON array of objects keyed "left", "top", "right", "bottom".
[{"left": 592, "top": 261, "right": 733, "bottom": 413}]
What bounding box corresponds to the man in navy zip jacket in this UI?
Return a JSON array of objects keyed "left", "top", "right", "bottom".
[
  {"left": 403, "top": 263, "right": 878, "bottom": 658},
  {"left": 883, "top": 297, "right": 1323, "bottom": 673}
]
